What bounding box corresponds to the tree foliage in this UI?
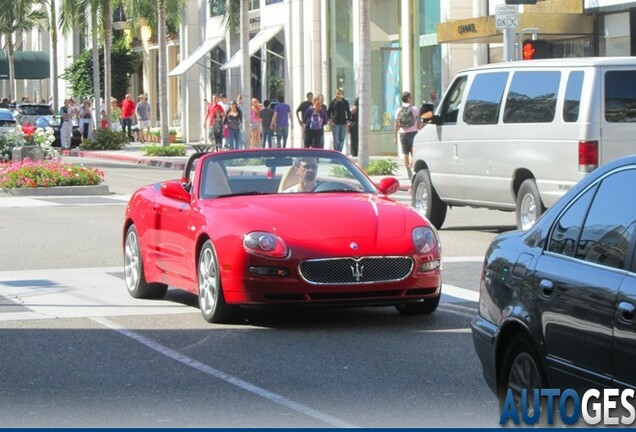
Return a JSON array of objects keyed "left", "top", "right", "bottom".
[{"left": 61, "top": 38, "right": 136, "bottom": 101}]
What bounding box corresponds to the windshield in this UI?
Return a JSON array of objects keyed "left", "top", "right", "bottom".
[
  {"left": 198, "top": 150, "right": 377, "bottom": 199},
  {"left": 18, "top": 105, "right": 53, "bottom": 116}
]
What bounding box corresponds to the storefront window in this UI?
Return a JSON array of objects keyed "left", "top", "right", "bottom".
[
  {"left": 415, "top": 0, "right": 441, "bottom": 107},
  {"left": 267, "top": 37, "right": 285, "bottom": 100},
  {"left": 329, "top": 0, "right": 354, "bottom": 102},
  {"left": 370, "top": 0, "right": 400, "bottom": 132},
  {"left": 209, "top": 0, "right": 225, "bottom": 17},
  {"left": 210, "top": 46, "right": 226, "bottom": 96}
]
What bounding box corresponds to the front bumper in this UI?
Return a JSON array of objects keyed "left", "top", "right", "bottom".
[{"left": 471, "top": 315, "right": 498, "bottom": 395}]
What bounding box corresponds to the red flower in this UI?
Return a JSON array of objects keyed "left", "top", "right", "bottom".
[{"left": 22, "top": 123, "right": 36, "bottom": 137}]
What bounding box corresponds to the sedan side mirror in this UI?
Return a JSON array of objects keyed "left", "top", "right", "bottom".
[{"left": 161, "top": 181, "right": 191, "bottom": 203}]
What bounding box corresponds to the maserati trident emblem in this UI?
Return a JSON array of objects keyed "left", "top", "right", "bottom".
[
  {"left": 351, "top": 262, "right": 364, "bottom": 282},
  {"left": 350, "top": 242, "right": 358, "bottom": 250}
]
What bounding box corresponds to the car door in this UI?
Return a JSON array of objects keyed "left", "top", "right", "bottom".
[
  {"left": 420, "top": 75, "right": 467, "bottom": 201},
  {"left": 153, "top": 186, "right": 197, "bottom": 280},
  {"left": 533, "top": 170, "right": 635, "bottom": 390}
]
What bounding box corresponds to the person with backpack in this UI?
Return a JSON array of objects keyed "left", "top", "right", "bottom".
[
  {"left": 393, "top": 91, "right": 421, "bottom": 178},
  {"left": 303, "top": 95, "right": 329, "bottom": 148}
]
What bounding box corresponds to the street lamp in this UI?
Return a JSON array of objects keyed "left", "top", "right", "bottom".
[{"left": 517, "top": 28, "right": 538, "bottom": 60}]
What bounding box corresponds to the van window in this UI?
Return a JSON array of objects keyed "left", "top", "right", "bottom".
[
  {"left": 563, "top": 71, "right": 584, "bottom": 123},
  {"left": 503, "top": 71, "right": 560, "bottom": 123},
  {"left": 605, "top": 71, "right": 636, "bottom": 123},
  {"left": 439, "top": 75, "right": 467, "bottom": 124},
  {"left": 463, "top": 72, "right": 508, "bottom": 125}
]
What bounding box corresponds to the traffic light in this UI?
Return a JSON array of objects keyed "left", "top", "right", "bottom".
[{"left": 522, "top": 39, "right": 549, "bottom": 60}]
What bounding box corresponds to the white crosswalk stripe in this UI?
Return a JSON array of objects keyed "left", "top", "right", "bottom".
[
  {"left": 0, "top": 195, "right": 131, "bottom": 208},
  {"left": 0, "top": 263, "right": 479, "bottom": 321}
]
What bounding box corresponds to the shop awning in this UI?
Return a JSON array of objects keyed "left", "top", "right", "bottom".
[
  {"left": 168, "top": 36, "right": 224, "bottom": 76},
  {"left": 220, "top": 25, "right": 283, "bottom": 70},
  {"left": 436, "top": 13, "right": 594, "bottom": 44},
  {"left": 0, "top": 51, "right": 50, "bottom": 80}
]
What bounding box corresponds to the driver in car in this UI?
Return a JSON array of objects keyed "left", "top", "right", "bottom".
[{"left": 284, "top": 157, "right": 318, "bottom": 193}]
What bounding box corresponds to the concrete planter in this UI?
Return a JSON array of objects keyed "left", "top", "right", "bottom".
[{"left": 0, "top": 184, "right": 110, "bottom": 197}]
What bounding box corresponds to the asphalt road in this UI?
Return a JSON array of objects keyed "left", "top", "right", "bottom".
[{"left": 0, "top": 158, "right": 517, "bottom": 427}]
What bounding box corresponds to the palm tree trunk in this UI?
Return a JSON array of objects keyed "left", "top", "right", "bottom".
[
  {"left": 158, "top": 0, "right": 168, "bottom": 146},
  {"left": 103, "top": 0, "right": 112, "bottom": 127},
  {"left": 7, "top": 38, "right": 16, "bottom": 102},
  {"left": 50, "top": 0, "right": 59, "bottom": 113},
  {"left": 358, "top": 0, "right": 370, "bottom": 169},
  {"left": 91, "top": 5, "right": 100, "bottom": 115},
  {"left": 240, "top": 0, "right": 249, "bottom": 148}
]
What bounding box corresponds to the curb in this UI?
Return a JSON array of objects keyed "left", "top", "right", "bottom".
[{"left": 0, "top": 184, "right": 111, "bottom": 197}]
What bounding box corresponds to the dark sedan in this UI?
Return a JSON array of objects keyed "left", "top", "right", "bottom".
[
  {"left": 14, "top": 103, "right": 81, "bottom": 147},
  {"left": 472, "top": 155, "right": 636, "bottom": 408}
]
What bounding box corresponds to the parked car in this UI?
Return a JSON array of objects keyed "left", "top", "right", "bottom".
[
  {"left": 412, "top": 57, "right": 636, "bottom": 231},
  {"left": 13, "top": 103, "right": 81, "bottom": 147},
  {"left": 0, "top": 108, "right": 18, "bottom": 133},
  {"left": 472, "top": 154, "right": 636, "bottom": 409},
  {"left": 123, "top": 149, "right": 442, "bottom": 323}
]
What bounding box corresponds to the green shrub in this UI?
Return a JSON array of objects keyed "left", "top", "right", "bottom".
[
  {"left": 80, "top": 129, "right": 129, "bottom": 150},
  {"left": 330, "top": 166, "right": 353, "bottom": 178},
  {"left": 364, "top": 159, "right": 398, "bottom": 176},
  {"left": 142, "top": 144, "right": 186, "bottom": 157}
]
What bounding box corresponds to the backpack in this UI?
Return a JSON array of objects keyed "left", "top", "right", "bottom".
[
  {"left": 397, "top": 105, "right": 416, "bottom": 129},
  {"left": 309, "top": 110, "right": 323, "bottom": 130}
]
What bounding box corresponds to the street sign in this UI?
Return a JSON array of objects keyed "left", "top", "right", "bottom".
[{"left": 495, "top": 5, "right": 519, "bottom": 30}]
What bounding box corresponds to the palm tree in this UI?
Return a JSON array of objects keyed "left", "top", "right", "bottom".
[
  {"left": 0, "top": 0, "right": 47, "bottom": 102},
  {"left": 157, "top": 0, "right": 168, "bottom": 145},
  {"left": 102, "top": 0, "right": 112, "bottom": 128},
  {"left": 118, "top": 0, "right": 183, "bottom": 145},
  {"left": 358, "top": 0, "right": 370, "bottom": 169},
  {"left": 45, "top": 0, "right": 59, "bottom": 112},
  {"left": 239, "top": 0, "right": 249, "bottom": 147},
  {"left": 59, "top": 0, "right": 102, "bottom": 124}
]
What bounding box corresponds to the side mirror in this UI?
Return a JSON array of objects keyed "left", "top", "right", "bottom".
[
  {"left": 377, "top": 177, "right": 400, "bottom": 196},
  {"left": 161, "top": 181, "right": 191, "bottom": 203},
  {"left": 429, "top": 115, "right": 443, "bottom": 126}
]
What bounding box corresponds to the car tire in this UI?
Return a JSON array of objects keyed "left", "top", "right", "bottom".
[
  {"left": 499, "top": 334, "right": 547, "bottom": 414},
  {"left": 516, "top": 179, "right": 544, "bottom": 231},
  {"left": 411, "top": 170, "right": 447, "bottom": 229},
  {"left": 198, "top": 240, "right": 237, "bottom": 323},
  {"left": 124, "top": 225, "right": 168, "bottom": 299},
  {"left": 395, "top": 292, "right": 440, "bottom": 315}
]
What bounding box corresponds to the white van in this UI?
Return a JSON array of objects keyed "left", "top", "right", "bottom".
[{"left": 411, "top": 57, "right": 636, "bottom": 230}]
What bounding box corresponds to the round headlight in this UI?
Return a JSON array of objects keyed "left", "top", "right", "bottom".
[
  {"left": 243, "top": 231, "right": 288, "bottom": 258},
  {"left": 412, "top": 226, "right": 438, "bottom": 254}
]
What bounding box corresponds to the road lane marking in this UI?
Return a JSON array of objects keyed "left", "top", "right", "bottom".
[
  {"left": 442, "top": 284, "right": 479, "bottom": 303},
  {"left": 416, "top": 328, "right": 472, "bottom": 334},
  {"left": 91, "top": 316, "right": 359, "bottom": 428}
]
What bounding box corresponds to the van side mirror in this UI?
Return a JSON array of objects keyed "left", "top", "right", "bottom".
[{"left": 430, "top": 115, "right": 443, "bottom": 126}]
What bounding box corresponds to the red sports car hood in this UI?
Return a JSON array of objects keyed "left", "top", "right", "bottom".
[{"left": 200, "top": 194, "right": 413, "bottom": 241}]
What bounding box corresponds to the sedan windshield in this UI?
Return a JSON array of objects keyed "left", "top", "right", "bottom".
[{"left": 198, "top": 150, "right": 377, "bottom": 199}]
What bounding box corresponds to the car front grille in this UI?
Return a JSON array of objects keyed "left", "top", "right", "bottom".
[{"left": 298, "top": 256, "right": 413, "bottom": 285}]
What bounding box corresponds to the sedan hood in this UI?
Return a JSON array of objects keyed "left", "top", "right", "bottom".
[{"left": 201, "top": 194, "right": 411, "bottom": 241}]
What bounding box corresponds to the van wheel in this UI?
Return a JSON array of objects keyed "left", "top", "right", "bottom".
[
  {"left": 516, "top": 179, "right": 544, "bottom": 231},
  {"left": 412, "top": 170, "right": 447, "bottom": 229}
]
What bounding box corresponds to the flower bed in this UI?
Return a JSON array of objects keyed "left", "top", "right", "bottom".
[{"left": 0, "top": 159, "right": 104, "bottom": 189}]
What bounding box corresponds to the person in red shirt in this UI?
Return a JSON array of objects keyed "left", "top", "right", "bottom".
[
  {"left": 203, "top": 94, "right": 225, "bottom": 150},
  {"left": 120, "top": 93, "right": 136, "bottom": 141}
]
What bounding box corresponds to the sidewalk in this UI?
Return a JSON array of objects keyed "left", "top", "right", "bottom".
[{"left": 62, "top": 143, "right": 412, "bottom": 192}]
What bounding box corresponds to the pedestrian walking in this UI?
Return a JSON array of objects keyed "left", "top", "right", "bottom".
[
  {"left": 250, "top": 98, "right": 261, "bottom": 148},
  {"left": 225, "top": 100, "right": 243, "bottom": 150},
  {"left": 120, "top": 94, "right": 136, "bottom": 141},
  {"left": 349, "top": 97, "right": 359, "bottom": 157},
  {"left": 271, "top": 94, "right": 293, "bottom": 148},
  {"left": 259, "top": 99, "right": 275, "bottom": 149},
  {"left": 303, "top": 95, "right": 329, "bottom": 148},
  {"left": 78, "top": 99, "right": 94, "bottom": 141},
  {"left": 296, "top": 92, "right": 314, "bottom": 147},
  {"left": 327, "top": 88, "right": 351, "bottom": 152},
  {"left": 135, "top": 95, "right": 151, "bottom": 143},
  {"left": 60, "top": 99, "right": 73, "bottom": 149},
  {"left": 393, "top": 91, "right": 421, "bottom": 179}
]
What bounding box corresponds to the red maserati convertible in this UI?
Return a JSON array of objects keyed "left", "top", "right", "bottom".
[{"left": 123, "top": 149, "right": 442, "bottom": 323}]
